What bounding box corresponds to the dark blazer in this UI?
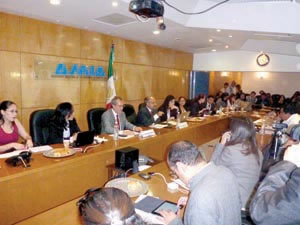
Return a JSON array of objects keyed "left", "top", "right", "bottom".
[
  {"left": 136, "top": 107, "right": 160, "bottom": 126},
  {"left": 47, "top": 119, "right": 80, "bottom": 144},
  {"left": 157, "top": 106, "right": 178, "bottom": 122},
  {"left": 250, "top": 161, "right": 300, "bottom": 225},
  {"left": 190, "top": 101, "right": 206, "bottom": 116}
]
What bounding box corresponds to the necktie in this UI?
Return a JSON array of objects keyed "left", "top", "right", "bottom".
[{"left": 116, "top": 114, "right": 120, "bottom": 130}]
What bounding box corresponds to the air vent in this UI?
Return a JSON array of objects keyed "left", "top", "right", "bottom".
[{"left": 94, "top": 13, "right": 137, "bottom": 26}]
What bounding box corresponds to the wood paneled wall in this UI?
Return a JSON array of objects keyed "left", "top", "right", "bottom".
[
  {"left": 209, "top": 71, "right": 243, "bottom": 96},
  {"left": 0, "top": 12, "right": 193, "bottom": 131}
]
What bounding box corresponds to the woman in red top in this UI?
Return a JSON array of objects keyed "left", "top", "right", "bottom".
[{"left": 0, "top": 100, "right": 33, "bottom": 153}]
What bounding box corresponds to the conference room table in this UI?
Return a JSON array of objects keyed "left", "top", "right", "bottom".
[{"left": 0, "top": 111, "right": 271, "bottom": 225}]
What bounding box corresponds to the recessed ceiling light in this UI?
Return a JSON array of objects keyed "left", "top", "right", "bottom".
[
  {"left": 153, "top": 30, "right": 160, "bottom": 35},
  {"left": 228, "top": 35, "right": 233, "bottom": 38},
  {"left": 216, "top": 29, "right": 221, "bottom": 32},
  {"left": 209, "top": 39, "right": 213, "bottom": 42},
  {"left": 212, "top": 49, "right": 216, "bottom": 52},
  {"left": 225, "top": 45, "right": 229, "bottom": 49},
  {"left": 112, "top": 1, "right": 119, "bottom": 7},
  {"left": 50, "top": 0, "right": 61, "bottom": 5}
]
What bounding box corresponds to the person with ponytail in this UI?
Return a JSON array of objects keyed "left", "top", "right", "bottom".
[{"left": 47, "top": 102, "right": 80, "bottom": 144}]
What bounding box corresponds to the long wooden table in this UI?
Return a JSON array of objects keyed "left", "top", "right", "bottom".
[
  {"left": 0, "top": 112, "right": 269, "bottom": 225},
  {"left": 16, "top": 162, "right": 179, "bottom": 225}
]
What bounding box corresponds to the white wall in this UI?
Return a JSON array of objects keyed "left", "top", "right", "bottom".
[
  {"left": 193, "top": 50, "right": 300, "bottom": 72},
  {"left": 242, "top": 72, "right": 300, "bottom": 97},
  {"left": 193, "top": 50, "right": 300, "bottom": 97}
]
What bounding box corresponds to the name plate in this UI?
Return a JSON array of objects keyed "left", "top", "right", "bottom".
[
  {"left": 139, "top": 129, "right": 156, "bottom": 138},
  {"left": 177, "top": 122, "right": 188, "bottom": 129}
]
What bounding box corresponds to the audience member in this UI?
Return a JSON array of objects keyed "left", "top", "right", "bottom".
[
  {"left": 160, "top": 140, "right": 241, "bottom": 225},
  {"left": 0, "top": 100, "right": 33, "bottom": 153},
  {"left": 47, "top": 102, "right": 80, "bottom": 144},
  {"left": 190, "top": 94, "right": 206, "bottom": 116},
  {"left": 78, "top": 187, "right": 146, "bottom": 225},
  {"left": 279, "top": 103, "right": 300, "bottom": 127},
  {"left": 220, "top": 82, "right": 229, "bottom": 94},
  {"left": 227, "top": 81, "right": 237, "bottom": 95},
  {"left": 177, "top": 96, "right": 189, "bottom": 114},
  {"left": 205, "top": 95, "right": 216, "bottom": 113},
  {"left": 216, "top": 93, "right": 229, "bottom": 109},
  {"left": 136, "top": 96, "right": 163, "bottom": 126},
  {"left": 211, "top": 117, "right": 262, "bottom": 209},
  {"left": 246, "top": 91, "right": 257, "bottom": 105},
  {"left": 250, "top": 144, "right": 300, "bottom": 225},
  {"left": 227, "top": 94, "right": 237, "bottom": 109},
  {"left": 158, "top": 95, "right": 179, "bottom": 122},
  {"left": 101, "top": 96, "right": 142, "bottom": 134}
]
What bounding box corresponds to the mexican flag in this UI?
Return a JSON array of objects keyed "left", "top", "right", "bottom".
[{"left": 106, "top": 44, "right": 116, "bottom": 109}]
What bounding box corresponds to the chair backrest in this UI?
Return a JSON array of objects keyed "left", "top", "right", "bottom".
[
  {"left": 87, "top": 108, "right": 106, "bottom": 135},
  {"left": 30, "top": 109, "right": 55, "bottom": 146},
  {"left": 123, "top": 104, "right": 137, "bottom": 125}
]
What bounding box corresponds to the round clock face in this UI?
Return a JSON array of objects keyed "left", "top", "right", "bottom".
[{"left": 257, "top": 53, "right": 270, "bottom": 66}]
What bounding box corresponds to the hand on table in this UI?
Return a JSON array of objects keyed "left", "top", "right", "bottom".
[
  {"left": 177, "top": 196, "right": 188, "bottom": 207},
  {"left": 158, "top": 111, "right": 164, "bottom": 117},
  {"left": 134, "top": 127, "right": 143, "bottom": 132},
  {"left": 159, "top": 210, "right": 178, "bottom": 225},
  {"left": 26, "top": 139, "right": 33, "bottom": 148}
]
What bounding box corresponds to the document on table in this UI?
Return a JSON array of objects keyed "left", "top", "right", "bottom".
[
  {"left": 29, "top": 145, "right": 53, "bottom": 153},
  {"left": 0, "top": 150, "right": 29, "bottom": 159}
]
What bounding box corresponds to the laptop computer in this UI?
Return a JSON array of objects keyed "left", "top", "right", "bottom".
[
  {"left": 72, "top": 130, "right": 95, "bottom": 147},
  {"left": 179, "top": 111, "right": 190, "bottom": 122}
]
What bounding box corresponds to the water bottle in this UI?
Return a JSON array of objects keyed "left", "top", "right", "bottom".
[
  {"left": 113, "top": 121, "right": 119, "bottom": 140},
  {"left": 176, "top": 111, "right": 181, "bottom": 129}
]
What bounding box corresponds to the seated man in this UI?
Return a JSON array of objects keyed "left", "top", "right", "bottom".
[
  {"left": 205, "top": 95, "right": 216, "bottom": 113},
  {"left": 250, "top": 144, "right": 300, "bottom": 225},
  {"left": 279, "top": 103, "right": 300, "bottom": 127},
  {"left": 101, "top": 96, "right": 142, "bottom": 134},
  {"left": 136, "top": 96, "right": 164, "bottom": 126},
  {"left": 160, "top": 140, "right": 241, "bottom": 225}
]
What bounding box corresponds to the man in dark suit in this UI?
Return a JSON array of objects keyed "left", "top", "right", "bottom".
[
  {"left": 101, "top": 96, "right": 142, "bottom": 134},
  {"left": 136, "top": 96, "right": 164, "bottom": 126},
  {"left": 250, "top": 144, "right": 300, "bottom": 225},
  {"left": 160, "top": 141, "right": 241, "bottom": 225},
  {"left": 206, "top": 95, "right": 216, "bottom": 114}
]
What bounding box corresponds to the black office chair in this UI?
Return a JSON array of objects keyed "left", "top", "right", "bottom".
[
  {"left": 87, "top": 108, "right": 106, "bottom": 135},
  {"left": 30, "top": 109, "right": 55, "bottom": 146},
  {"left": 123, "top": 104, "right": 137, "bottom": 125}
]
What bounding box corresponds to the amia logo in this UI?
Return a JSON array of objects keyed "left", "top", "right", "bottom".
[{"left": 55, "top": 63, "right": 105, "bottom": 77}]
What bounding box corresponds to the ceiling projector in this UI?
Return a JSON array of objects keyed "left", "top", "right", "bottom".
[{"left": 129, "top": 0, "right": 164, "bottom": 18}]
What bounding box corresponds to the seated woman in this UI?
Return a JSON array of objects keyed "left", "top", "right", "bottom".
[
  {"left": 0, "top": 100, "right": 33, "bottom": 153},
  {"left": 190, "top": 94, "right": 206, "bottom": 116},
  {"left": 47, "top": 102, "right": 80, "bottom": 144},
  {"left": 227, "top": 94, "right": 237, "bottom": 109},
  {"left": 158, "top": 95, "right": 179, "bottom": 122},
  {"left": 78, "top": 187, "right": 146, "bottom": 225},
  {"left": 177, "top": 96, "right": 190, "bottom": 114},
  {"left": 216, "top": 93, "right": 229, "bottom": 110},
  {"left": 211, "top": 117, "right": 262, "bottom": 209}
]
